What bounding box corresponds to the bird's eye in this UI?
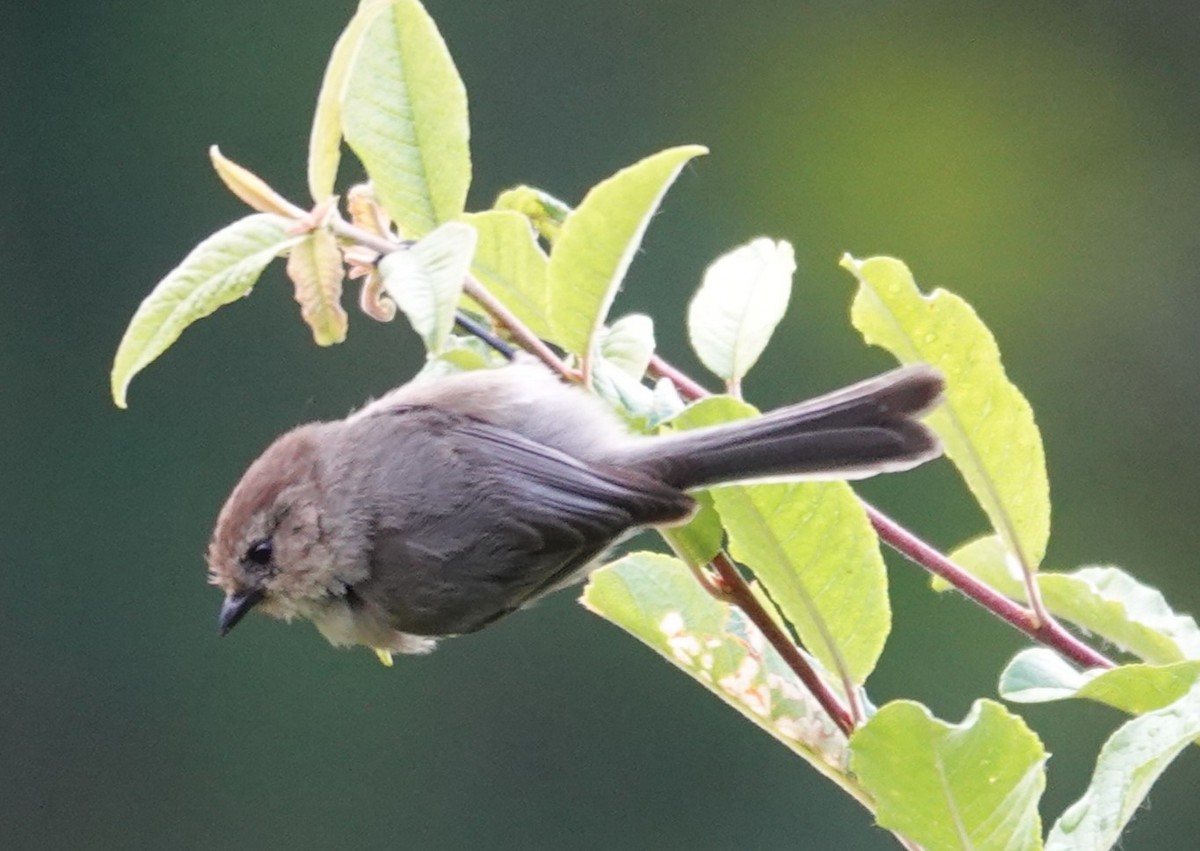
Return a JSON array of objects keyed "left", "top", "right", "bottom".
[{"left": 245, "top": 538, "right": 273, "bottom": 566}]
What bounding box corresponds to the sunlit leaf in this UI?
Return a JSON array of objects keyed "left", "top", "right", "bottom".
[
  {"left": 583, "top": 553, "right": 858, "bottom": 785},
  {"left": 342, "top": 0, "right": 470, "bottom": 235},
  {"left": 210, "top": 146, "right": 300, "bottom": 217},
  {"left": 546, "top": 145, "right": 707, "bottom": 355},
  {"left": 660, "top": 394, "right": 890, "bottom": 684},
  {"left": 844, "top": 254, "right": 1050, "bottom": 571},
  {"left": 378, "top": 221, "right": 475, "bottom": 352},
  {"left": 494, "top": 184, "right": 571, "bottom": 244},
  {"left": 1045, "top": 680, "right": 1200, "bottom": 850},
  {"left": 688, "top": 238, "right": 794, "bottom": 387},
  {"left": 286, "top": 228, "right": 348, "bottom": 345},
  {"left": 851, "top": 699, "right": 1046, "bottom": 851},
  {"left": 307, "top": 0, "right": 388, "bottom": 200},
  {"left": 111, "top": 214, "right": 301, "bottom": 408},
  {"left": 460, "top": 210, "right": 551, "bottom": 340},
  {"left": 600, "top": 314, "right": 655, "bottom": 378},
  {"left": 948, "top": 536, "right": 1200, "bottom": 664},
  {"left": 1000, "top": 648, "right": 1200, "bottom": 718},
  {"left": 715, "top": 479, "right": 890, "bottom": 685}
]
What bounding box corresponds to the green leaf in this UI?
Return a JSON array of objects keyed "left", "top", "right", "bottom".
[
  {"left": 341, "top": 0, "right": 470, "bottom": 235},
  {"left": 714, "top": 479, "right": 890, "bottom": 685},
  {"left": 851, "top": 700, "right": 1047, "bottom": 851},
  {"left": 410, "top": 334, "right": 499, "bottom": 384},
  {"left": 460, "top": 210, "right": 551, "bottom": 340},
  {"left": 1000, "top": 648, "right": 1200, "bottom": 717},
  {"left": 285, "top": 228, "right": 348, "bottom": 346},
  {"left": 583, "top": 553, "right": 859, "bottom": 786},
  {"left": 600, "top": 314, "right": 655, "bottom": 378},
  {"left": 687, "top": 238, "right": 794, "bottom": 387},
  {"left": 844, "top": 254, "right": 1050, "bottom": 570},
  {"left": 671, "top": 392, "right": 889, "bottom": 686},
  {"left": 1045, "top": 680, "right": 1200, "bottom": 850},
  {"left": 947, "top": 536, "right": 1200, "bottom": 664},
  {"left": 378, "top": 221, "right": 476, "bottom": 353},
  {"left": 546, "top": 145, "right": 707, "bottom": 355},
  {"left": 111, "top": 213, "right": 300, "bottom": 408},
  {"left": 493, "top": 184, "right": 571, "bottom": 244},
  {"left": 306, "top": 0, "right": 386, "bottom": 200}
]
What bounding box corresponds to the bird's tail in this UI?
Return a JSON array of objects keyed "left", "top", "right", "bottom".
[{"left": 625, "top": 365, "right": 945, "bottom": 490}]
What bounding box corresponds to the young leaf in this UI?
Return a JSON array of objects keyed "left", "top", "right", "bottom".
[
  {"left": 1000, "top": 647, "right": 1200, "bottom": 717},
  {"left": 494, "top": 184, "right": 571, "bottom": 244},
  {"left": 546, "top": 145, "right": 707, "bottom": 355},
  {"left": 111, "top": 214, "right": 301, "bottom": 408},
  {"left": 285, "top": 228, "right": 348, "bottom": 346},
  {"left": 341, "top": 0, "right": 470, "bottom": 235},
  {"left": 948, "top": 535, "right": 1200, "bottom": 664},
  {"left": 583, "top": 553, "right": 860, "bottom": 787},
  {"left": 687, "top": 238, "right": 795, "bottom": 387},
  {"left": 460, "top": 210, "right": 552, "bottom": 340},
  {"left": 843, "top": 254, "right": 1050, "bottom": 570},
  {"left": 851, "top": 700, "right": 1047, "bottom": 851},
  {"left": 600, "top": 314, "right": 655, "bottom": 379},
  {"left": 1045, "top": 680, "right": 1200, "bottom": 850},
  {"left": 377, "top": 220, "right": 476, "bottom": 353},
  {"left": 307, "top": 0, "right": 386, "bottom": 201},
  {"left": 209, "top": 146, "right": 302, "bottom": 217}
]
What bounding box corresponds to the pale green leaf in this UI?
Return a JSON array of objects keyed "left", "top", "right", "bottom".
[
  {"left": 307, "top": 0, "right": 387, "bottom": 200},
  {"left": 844, "top": 254, "right": 1050, "bottom": 570},
  {"left": 1000, "top": 648, "right": 1200, "bottom": 717},
  {"left": 1046, "top": 680, "right": 1200, "bottom": 850},
  {"left": 410, "top": 334, "right": 499, "bottom": 384},
  {"left": 286, "top": 228, "right": 348, "bottom": 346},
  {"left": 851, "top": 700, "right": 1047, "bottom": 851},
  {"left": 590, "top": 358, "right": 656, "bottom": 424},
  {"left": 111, "top": 213, "right": 300, "bottom": 408},
  {"left": 547, "top": 145, "right": 707, "bottom": 355},
  {"left": 947, "top": 536, "right": 1200, "bottom": 664},
  {"left": 210, "top": 146, "right": 300, "bottom": 217},
  {"left": 675, "top": 391, "right": 888, "bottom": 685},
  {"left": 688, "top": 238, "right": 794, "bottom": 386},
  {"left": 714, "top": 480, "right": 890, "bottom": 685},
  {"left": 600, "top": 314, "right": 655, "bottom": 378},
  {"left": 583, "top": 553, "right": 858, "bottom": 785},
  {"left": 460, "top": 210, "right": 551, "bottom": 340},
  {"left": 493, "top": 184, "right": 571, "bottom": 244},
  {"left": 342, "top": 0, "right": 470, "bottom": 235},
  {"left": 378, "top": 221, "right": 476, "bottom": 353}
]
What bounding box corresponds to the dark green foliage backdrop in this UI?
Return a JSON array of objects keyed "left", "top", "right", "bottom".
[{"left": 5, "top": 2, "right": 1200, "bottom": 848}]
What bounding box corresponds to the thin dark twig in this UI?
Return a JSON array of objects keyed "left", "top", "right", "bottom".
[
  {"left": 710, "top": 552, "right": 855, "bottom": 737},
  {"left": 454, "top": 311, "right": 515, "bottom": 360}
]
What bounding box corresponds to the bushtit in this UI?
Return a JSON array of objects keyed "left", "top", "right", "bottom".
[{"left": 208, "top": 361, "right": 943, "bottom": 658}]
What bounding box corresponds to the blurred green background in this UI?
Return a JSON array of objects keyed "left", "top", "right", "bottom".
[{"left": 5, "top": 1, "right": 1200, "bottom": 848}]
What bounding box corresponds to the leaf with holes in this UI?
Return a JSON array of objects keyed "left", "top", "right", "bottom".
[{"left": 583, "top": 553, "right": 857, "bottom": 785}]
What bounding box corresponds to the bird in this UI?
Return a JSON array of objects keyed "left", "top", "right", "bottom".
[{"left": 207, "top": 359, "right": 943, "bottom": 659}]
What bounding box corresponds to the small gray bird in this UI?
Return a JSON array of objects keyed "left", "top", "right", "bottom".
[{"left": 207, "top": 361, "right": 943, "bottom": 659}]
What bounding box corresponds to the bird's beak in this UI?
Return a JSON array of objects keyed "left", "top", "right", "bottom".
[{"left": 218, "top": 589, "right": 264, "bottom": 636}]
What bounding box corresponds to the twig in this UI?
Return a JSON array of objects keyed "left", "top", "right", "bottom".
[
  {"left": 863, "top": 504, "right": 1113, "bottom": 670},
  {"left": 710, "top": 552, "right": 855, "bottom": 737}
]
